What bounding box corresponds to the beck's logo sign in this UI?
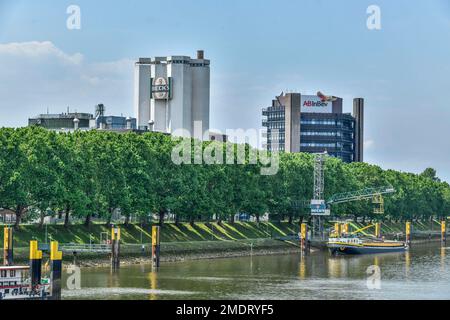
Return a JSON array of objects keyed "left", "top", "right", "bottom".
[{"left": 152, "top": 77, "right": 172, "bottom": 100}]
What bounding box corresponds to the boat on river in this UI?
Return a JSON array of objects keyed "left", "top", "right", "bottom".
[
  {"left": 327, "top": 235, "right": 408, "bottom": 255},
  {"left": 0, "top": 266, "right": 51, "bottom": 300}
]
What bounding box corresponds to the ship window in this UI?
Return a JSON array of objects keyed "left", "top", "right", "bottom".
[
  {"left": 10, "top": 270, "right": 15, "bottom": 277},
  {"left": 0, "top": 282, "right": 3, "bottom": 286},
  {"left": 0, "top": 270, "right": 6, "bottom": 278}
]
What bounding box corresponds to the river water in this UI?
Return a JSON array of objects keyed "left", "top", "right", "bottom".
[{"left": 62, "top": 243, "right": 450, "bottom": 300}]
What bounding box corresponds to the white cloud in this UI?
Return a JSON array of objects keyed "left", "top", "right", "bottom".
[
  {"left": 0, "top": 41, "right": 134, "bottom": 127},
  {"left": 0, "top": 41, "right": 83, "bottom": 65}
]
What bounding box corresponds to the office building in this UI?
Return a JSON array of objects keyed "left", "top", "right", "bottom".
[{"left": 262, "top": 92, "right": 364, "bottom": 163}]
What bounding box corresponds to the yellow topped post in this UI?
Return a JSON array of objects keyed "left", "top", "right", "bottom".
[
  {"left": 375, "top": 223, "right": 381, "bottom": 239},
  {"left": 111, "top": 227, "right": 121, "bottom": 241},
  {"left": 111, "top": 227, "right": 121, "bottom": 271},
  {"left": 406, "top": 222, "right": 411, "bottom": 246},
  {"left": 50, "top": 241, "right": 63, "bottom": 261},
  {"left": 29, "top": 240, "right": 42, "bottom": 260},
  {"left": 334, "top": 223, "right": 340, "bottom": 237},
  {"left": 342, "top": 223, "right": 349, "bottom": 235},
  {"left": 3, "top": 227, "right": 13, "bottom": 266},
  {"left": 50, "top": 241, "right": 63, "bottom": 300},
  {"left": 441, "top": 221, "right": 446, "bottom": 244},
  {"left": 152, "top": 226, "right": 161, "bottom": 268},
  {"left": 29, "top": 240, "right": 43, "bottom": 290},
  {"left": 4, "top": 227, "right": 9, "bottom": 250}
]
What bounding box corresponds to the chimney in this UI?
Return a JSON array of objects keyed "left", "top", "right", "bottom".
[
  {"left": 197, "top": 50, "right": 204, "bottom": 60},
  {"left": 73, "top": 117, "right": 80, "bottom": 131}
]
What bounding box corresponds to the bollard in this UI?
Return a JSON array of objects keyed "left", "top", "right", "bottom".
[
  {"left": 441, "top": 220, "right": 446, "bottom": 244},
  {"left": 3, "top": 227, "right": 13, "bottom": 266},
  {"left": 300, "top": 223, "right": 309, "bottom": 255},
  {"left": 152, "top": 226, "right": 161, "bottom": 269},
  {"left": 111, "top": 227, "right": 121, "bottom": 271},
  {"left": 342, "top": 223, "right": 349, "bottom": 236},
  {"left": 375, "top": 222, "right": 381, "bottom": 239},
  {"left": 406, "top": 222, "right": 411, "bottom": 247},
  {"left": 29, "top": 240, "right": 43, "bottom": 292},
  {"left": 334, "top": 223, "right": 340, "bottom": 237},
  {"left": 50, "top": 241, "right": 63, "bottom": 300}
]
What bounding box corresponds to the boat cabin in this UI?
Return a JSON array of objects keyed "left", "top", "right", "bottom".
[{"left": 0, "top": 266, "right": 30, "bottom": 299}]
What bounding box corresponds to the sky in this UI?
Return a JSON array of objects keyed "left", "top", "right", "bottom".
[{"left": 0, "top": 0, "right": 449, "bottom": 181}]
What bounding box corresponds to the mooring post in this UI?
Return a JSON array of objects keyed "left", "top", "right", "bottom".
[
  {"left": 50, "top": 241, "right": 63, "bottom": 300},
  {"left": 441, "top": 220, "right": 446, "bottom": 244},
  {"left": 334, "top": 223, "right": 340, "bottom": 237},
  {"left": 375, "top": 222, "right": 382, "bottom": 239},
  {"left": 300, "top": 223, "right": 309, "bottom": 255},
  {"left": 152, "top": 226, "right": 161, "bottom": 269},
  {"left": 406, "top": 221, "right": 411, "bottom": 247},
  {"left": 111, "top": 226, "right": 121, "bottom": 271},
  {"left": 29, "top": 240, "right": 43, "bottom": 292},
  {"left": 341, "top": 223, "right": 349, "bottom": 236},
  {"left": 3, "top": 227, "right": 13, "bottom": 266}
]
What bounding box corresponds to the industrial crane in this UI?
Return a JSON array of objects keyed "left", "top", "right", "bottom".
[
  {"left": 293, "top": 153, "right": 396, "bottom": 238},
  {"left": 327, "top": 186, "right": 396, "bottom": 215}
]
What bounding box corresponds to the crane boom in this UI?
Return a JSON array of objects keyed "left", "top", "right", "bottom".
[{"left": 327, "top": 186, "right": 395, "bottom": 206}]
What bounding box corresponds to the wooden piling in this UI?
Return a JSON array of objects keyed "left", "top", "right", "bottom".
[
  {"left": 111, "top": 227, "right": 121, "bottom": 271},
  {"left": 50, "top": 241, "right": 63, "bottom": 300},
  {"left": 152, "top": 226, "right": 161, "bottom": 269},
  {"left": 3, "top": 227, "right": 13, "bottom": 266}
]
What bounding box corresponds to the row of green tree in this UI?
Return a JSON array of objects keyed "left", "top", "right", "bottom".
[{"left": 0, "top": 127, "right": 449, "bottom": 229}]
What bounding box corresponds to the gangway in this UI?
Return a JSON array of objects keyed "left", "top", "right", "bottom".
[{"left": 59, "top": 243, "right": 111, "bottom": 253}]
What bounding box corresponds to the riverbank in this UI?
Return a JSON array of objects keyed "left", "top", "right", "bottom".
[
  {"left": 66, "top": 241, "right": 306, "bottom": 268},
  {"left": 0, "top": 221, "right": 299, "bottom": 247},
  {"left": 4, "top": 220, "right": 447, "bottom": 267}
]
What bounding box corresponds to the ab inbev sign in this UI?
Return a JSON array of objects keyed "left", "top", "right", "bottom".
[{"left": 301, "top": 95, "right": 332, "bottom": 113}]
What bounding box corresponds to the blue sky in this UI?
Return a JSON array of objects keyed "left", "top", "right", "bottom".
[{"left": 0, "top": 0, "right": 449, "bottom": 181}]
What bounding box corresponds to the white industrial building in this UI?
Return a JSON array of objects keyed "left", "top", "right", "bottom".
[{"left": 134, "top": 50, "right": 210, "bottom": 140}]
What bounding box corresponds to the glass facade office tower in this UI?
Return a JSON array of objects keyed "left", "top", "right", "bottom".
[{"left": 262, "top": 93, "right": 364, "bottom": 163}]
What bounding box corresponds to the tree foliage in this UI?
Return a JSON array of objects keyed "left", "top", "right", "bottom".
[{"left": 0, "top": 127, "right": 449, "bottom": 228}]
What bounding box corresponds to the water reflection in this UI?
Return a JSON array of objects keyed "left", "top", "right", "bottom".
[
  {"left": 405, "top": 251, "right": 411, "bottom": 278},
  {"left": 299, "top": 258, "right": 306, "bottom": 279},
  {"left": 148, "top": 271, "right": 158, "bottom": 300}
]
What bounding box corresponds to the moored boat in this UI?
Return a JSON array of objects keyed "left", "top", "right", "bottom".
[
  {"left": 327, "top": 235, "right": 408, "bottom": 255},
  {"left": 0, "top": 266, "right": 51, "bottom": 300}
]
